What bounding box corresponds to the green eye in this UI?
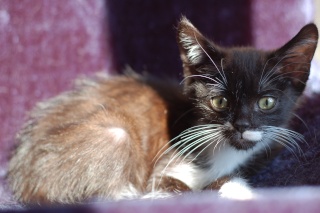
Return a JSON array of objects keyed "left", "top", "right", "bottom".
[
  {"left": 211, "top": 96, "right": 228, "bottom": 111},
  {"left": 258, "top": 97, "right": 276, "bottom": 110}
]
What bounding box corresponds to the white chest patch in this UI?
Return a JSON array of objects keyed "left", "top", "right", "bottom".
[{"left": 164, "top": 142, "right": 266, "bottom": 190}]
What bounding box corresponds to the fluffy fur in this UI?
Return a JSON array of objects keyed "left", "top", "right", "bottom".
[{"left": 7, "top": 17, "right": 318, "bottom": 204}]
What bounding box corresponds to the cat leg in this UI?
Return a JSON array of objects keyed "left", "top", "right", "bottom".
[
  {"left": 204, "top": 176, "right": 231, "bottom": 190},
  {"left": 205, "top": 176, "right": 254, "bottom": 200},
  {"left": 143, "top": 154, "right": 196, "bottom": 199},
  {"left": 143, "top": 176, "right": 191, "bottom": 199}
]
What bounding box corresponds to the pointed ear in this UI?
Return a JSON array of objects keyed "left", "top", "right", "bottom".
[
  {"left": 273, "top": 23, "right": 318, "bottom": 92},
  {"left": 177, "top": 16, "right": 224, "bottom": 79}
]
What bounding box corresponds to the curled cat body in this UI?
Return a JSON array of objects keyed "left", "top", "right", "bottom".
[{"left": 8, "top": 17, "right": 318, "bottom": 204}]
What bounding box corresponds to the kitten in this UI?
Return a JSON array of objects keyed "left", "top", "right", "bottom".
[{"left": 8, "top": 17, "right": 318, "bottom": 204}]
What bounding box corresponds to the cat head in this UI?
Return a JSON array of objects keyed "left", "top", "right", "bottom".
[{"left": 177, "top": 17, "right": 318, "bottom": 150}]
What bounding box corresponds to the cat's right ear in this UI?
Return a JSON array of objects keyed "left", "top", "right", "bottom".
[
  {"left": 272, "top": 23, "right": 318, "bottom": 92},
  {"left": 177, "top": 17, "right": 223, "bottom": 81}
]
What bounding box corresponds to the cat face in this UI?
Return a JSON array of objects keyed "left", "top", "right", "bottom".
[{"left": 177, "top": 17, "right": 318, "bottom": 150}]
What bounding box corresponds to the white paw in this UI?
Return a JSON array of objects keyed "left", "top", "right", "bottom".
[{"left": 218, "top": 177, "right": 255, "bottom": 200}]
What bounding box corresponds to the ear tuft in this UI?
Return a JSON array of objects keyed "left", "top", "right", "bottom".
[
  {"left": 176, "top": 16, "right": 224, "bottom": 83},
  {"left": 177, "top": 16, "right": 207, "bottom": 65}
]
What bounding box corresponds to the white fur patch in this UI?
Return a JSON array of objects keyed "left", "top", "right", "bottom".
[
  {"left": 208, "top": 145, "right": 252, "bottom": 178},
  {"left": 163, "top": 142, "right": 267, "bottom": 191},
  {"left": 115, "top": 183, "right": 140, "bottom": 200},
  {"left": 107, "top": 127, "right": 128, "bottom": 143},
  {"left": 219, "top": 177, "right": 255, "bottom": 200},
  {"left": 165, "top": 162, "right": 202, "bottom": 190},
  {"left": 242, "top": 130, "right": 263, "bottom": 142}
]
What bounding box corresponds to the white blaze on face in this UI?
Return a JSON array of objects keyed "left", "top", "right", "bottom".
[{"left": 242, "top": 130, "right": 263, "bottom": 142}]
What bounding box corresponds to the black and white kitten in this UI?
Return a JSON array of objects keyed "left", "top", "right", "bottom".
[
  {"left": 8, "top": 17, "right": 318, "bottom": 204},
  {"left": 148, "top": 17, "right": 318, "bottom": 199}
]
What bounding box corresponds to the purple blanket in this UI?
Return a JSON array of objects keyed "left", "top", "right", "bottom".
[{"left": 1, "top": 0, "right": 320, "bottom": 211}]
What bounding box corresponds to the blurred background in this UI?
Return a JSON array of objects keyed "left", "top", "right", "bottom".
[{"left": 0, "top": 0, "right": 319, "bottom": 176}]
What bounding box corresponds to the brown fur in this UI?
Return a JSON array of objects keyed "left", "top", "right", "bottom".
[
  {"left": 204, "top": 176, "right": 231, "bottom": 190},
  {"left": 8, "top": 74, "right": 192, "bottom": 203}
]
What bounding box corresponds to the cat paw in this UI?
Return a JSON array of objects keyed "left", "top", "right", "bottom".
[{"left": 218, "top": 177, "right": 255, "bottom": 200}]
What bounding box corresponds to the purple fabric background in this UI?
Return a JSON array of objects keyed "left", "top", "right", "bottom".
[{"left": 1, "top": 0, "right": 320, "bottom": 211}]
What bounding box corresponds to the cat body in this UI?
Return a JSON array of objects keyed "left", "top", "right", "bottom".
[
  {"left": 8, "top": 18, "right": 318, "bottom": 204},
  {"left": 8, "top": 75, "right": 190, "bottom": 202}
]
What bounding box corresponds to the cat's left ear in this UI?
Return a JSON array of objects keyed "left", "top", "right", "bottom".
[{"left": 273, "top": 23, "right": 318, "bottom": 92}]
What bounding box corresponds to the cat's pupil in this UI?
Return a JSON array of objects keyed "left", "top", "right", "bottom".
[
  {"left": 258, "top": 97, "right": 276, "bottom": 110},
  {"left": 211, "top": 96, "right": 228, "bottom": 111}
]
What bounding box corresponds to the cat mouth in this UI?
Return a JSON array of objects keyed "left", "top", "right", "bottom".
[{"left": 229, "top": 130, "right": 263, "bottom": 150}]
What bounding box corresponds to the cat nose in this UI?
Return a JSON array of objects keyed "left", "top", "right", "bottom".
[{"left": 234, "top": 119, "right": 250, "bottom": 133}]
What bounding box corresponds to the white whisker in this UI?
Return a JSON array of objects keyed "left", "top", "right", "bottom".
[
  {"left": 263, "top": 126, "right": 306, "bottom": 160},
  {"left": 181, "top": 131, "right": 222, "bottom": 163},
  {"left": 261, "top": 140, "right": 272, "bottom": 159},
  {"left": 291, "top": 112, "right": 313, "bottom": 148},
  {"left": 152, "top": 125, "right": 215, "bottom": 165},
  {"left": 168, "top": 128, "right": 222, "bottom": 164},
  {"left": 155, "top": 124, "right": 225, "bottom": 189},
  {"left": 180, "top": 74, "right": 223, "bottom": 87},
  {"left": 260, "top": 55, "right": 289, "bottom": 89},
  {"left": 187, "top": 140, "right": 215, "bottom": 164},
  {"left": 220, "top": 58, "right": 227, "bottom": 84},
  {"left": 264, "top": 70, "right": 308, "bottom": 88},
  {"left": 259, "top": 56, "right": 276, "bottom": 88},
  {"left": 193, "top": 33, "right": 228, "bottom": 88}
]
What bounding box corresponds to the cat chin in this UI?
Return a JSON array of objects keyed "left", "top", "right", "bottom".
[
  {"left": 229, "top": 139, "right": 256, "bottom": 150},
  {"left": 228, "top": 130, "right": 263, "bottom": 150}
]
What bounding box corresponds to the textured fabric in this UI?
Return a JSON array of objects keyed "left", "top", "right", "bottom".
[
  {"left": 1, "top": 0, "right": 320, "bottom": 211},
  {"left": 0, "top": 0, "right": 113, "bottom": 207}
]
